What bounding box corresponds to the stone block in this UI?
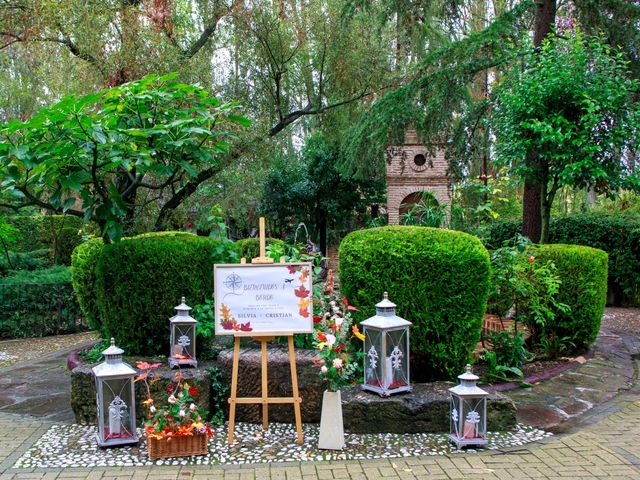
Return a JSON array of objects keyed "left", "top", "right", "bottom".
[
  {"left": 215, "top": 345, "right": 324, "bottom": 423},
  {"left": 342, "top": 383, "right": 517, "bottom": 433}
]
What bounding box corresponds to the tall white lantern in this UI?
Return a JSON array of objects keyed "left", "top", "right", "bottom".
[
  {"left": 449, "top": 364, "right": 489, "bottom": 449},
  {"left": 92, "top": 338, "right": 139, "bottom": 447},
  {"left": 169, "top": 296, "right": 197, "bottom": 369},
  {"left": 361, "top": 292, "right": 412, "bottom": 397}
]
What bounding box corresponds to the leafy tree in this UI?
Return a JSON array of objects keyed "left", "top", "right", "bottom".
[
  {"left": 492, "top": 32, "right": 640, "bottom": 242},
  {"left": 0, "top": 73, "right": 249, "bottom": 241},
  {"left": 0, "top": 215, "right": 21, "bottom": 269}
]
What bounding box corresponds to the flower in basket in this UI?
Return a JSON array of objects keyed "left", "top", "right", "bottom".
[
  {"left": 135, "top": 363, "right": 213, "bottom": 441},
  {"left": 312, "top": 271, "right": 364, "bottom": 392}
]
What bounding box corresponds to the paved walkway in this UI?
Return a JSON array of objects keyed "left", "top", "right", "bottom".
[{"left": 0, "top": 310, "right": 639, "bottom": 478}]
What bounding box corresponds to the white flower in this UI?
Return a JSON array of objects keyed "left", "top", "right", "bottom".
[
  {"left": 325, "top": 334, "right": 336, "bottom": 348},
  {"left": 168, "top": 395, "right": 176, "bottom": 404},
  {"left": 150, "top": 406, "right": 157, "bottom": 413},
  {"left": 333, "top": 358, "right": 343, "bottom": 369},
  {"left": 189, "top": 403, "right": 196, "bottom": 411},
  {"left": 329, "top": 301, "right": 336, "bottom": 307},
  {"left": 320, "top": 365, "right": 328, "bottom": 374},
  {"left": 179, "top": 409, "right": 186, "bottom": 417},
  {"left": 335, "top": 317, "right": 343, "bottom": 330},
  {"left": 332, "top": 306, "right": 341, "bottom": 314}
]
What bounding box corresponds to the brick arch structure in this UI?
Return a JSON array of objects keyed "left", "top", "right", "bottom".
[{"left": 385, "top": 130, "right": 451, "bottom": 225}]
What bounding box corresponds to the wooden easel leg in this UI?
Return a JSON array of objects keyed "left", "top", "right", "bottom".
[
  {"left": 227, "top": 336, "right": 241, "bottom": 445},
  {"left": 288, "top": 335, "right": 304, "bottom": 445},
  {"left": 261, "top": 339, "right": 269, "bottom": 430}
]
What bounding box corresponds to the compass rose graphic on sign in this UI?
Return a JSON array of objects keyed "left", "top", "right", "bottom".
[{"left": 224, "top": 272, "right": 243, "bottom": 295}]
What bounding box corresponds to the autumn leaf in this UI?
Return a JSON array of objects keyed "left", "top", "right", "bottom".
[
  {"left": 299, "top": 308, "right": 310, "bottom": 318},
  {"left": 298, "top": 297, "right": 311, "bottom": 310},
  {"left": 299, "top": 268, "right": 309, "bottom": 283},
  {"left": 294, "top": 284, "right": 310, "bottom": 298},
  {"left": 239, "top": 322, "right": 253, "bottom": 332},
  {"left": 287, "top": 265, "right": 297, "bottom": 275}
]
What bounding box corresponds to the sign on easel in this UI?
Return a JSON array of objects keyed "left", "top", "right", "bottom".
[
  {"left": 213, "top": 263, "right": 313, "bottom": 335},
  {"left": 215, "top": 217, "right": 308, "bottom": 446}
]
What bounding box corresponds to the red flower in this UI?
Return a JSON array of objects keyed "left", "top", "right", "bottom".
[
  {"left": 342, "top": 297, "right": 358, "bottom": 311},
  {"left": 317, "top": 332, "right": 327, "bottom": 341},
  {"left": 167, "top": 384, "right": 174, "bottom": 394},
  {"left": 189, "top": 386, "right": 198, "bottom": 397},
  {"left": 334, "top": 344, "right": 345, "bottom": 353},
  {"left": 313, "top": 315, "right": 322, "bottom": 324}
]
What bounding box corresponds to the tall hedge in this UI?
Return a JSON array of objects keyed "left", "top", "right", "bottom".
[
  {"left": 71, "top": 238, "right": 104, "bottom": 331},
  {"left": 235, "top": 237, "right": 284, "bottom": 261},
  {"left": 95, "top": 232, "right": 237, "bottom": 355},
  {"left": 481, "top": 213, "right": 639, "bottom": 305},
  {"left": 534, "top": 244, "right": 608, "bottom": 351},
  {"left": 339, "top": 226, "right": 490, "bottom": 381}
]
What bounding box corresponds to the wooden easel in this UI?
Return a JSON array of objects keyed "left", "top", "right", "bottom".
[{"left": 227, "top": 218, "right": 304, "bottom": 445}]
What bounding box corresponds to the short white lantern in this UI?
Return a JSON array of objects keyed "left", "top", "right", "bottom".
[
  {"left": 92, "top": 338, "right": 139, "bottom": 447},
  {"left": 449, "top": 364, "right": 488, "bottom": 449},
  {"left": 361, "top": 292, "right": 412, "bottom": 397},
  {"left": 169, "top": 296, "right": 197, "bottom": 369}
]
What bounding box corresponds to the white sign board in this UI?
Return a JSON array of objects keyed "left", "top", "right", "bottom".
[{"left": 213, "top": 262, "right": 314, "bottom": 335}]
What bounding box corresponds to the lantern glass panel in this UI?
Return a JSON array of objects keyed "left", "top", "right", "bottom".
[
  {"left": 460, "top": 397, "right": 486, "bottom": 439},
  {"left": 364, "top": 329, "right": 383, "bottom": 389},
  {"left": 99, "top": 377, "right": 135, "bottom": 441},
  {"left": 171, "top": 324, "right": 195, "bottom": 360},
  {"left": 385, "top": 329, "right": 408, "bottom": 390},
  {"left": 450, "top": 395, "right": 462, "bottom": 439}
]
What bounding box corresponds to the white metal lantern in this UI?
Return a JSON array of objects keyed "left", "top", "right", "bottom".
[
  {"left": 449, "top": 364, "right": 489, "bottom": 449},
  {"left": 169, "top": 296, "right": 197, "bottom": 368},
  {"left": 361, "top": 292, "right": 412, "bottom": 397},
  {"left": 92, "top": 338, "right": 139, "bottom": 447}
]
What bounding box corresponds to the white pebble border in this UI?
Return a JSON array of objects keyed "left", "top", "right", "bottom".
[
  {"left": 0, "top": 351, "right": 17, "bottom": 361},
  {"left": 13, "top": 422, "right": 552, "bottom": 468}
]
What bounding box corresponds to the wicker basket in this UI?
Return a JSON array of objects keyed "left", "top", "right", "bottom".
[{"left": 147, "top": 431, "right": 209, "bottom": 460}]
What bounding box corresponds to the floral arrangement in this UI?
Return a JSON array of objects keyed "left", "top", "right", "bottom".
[
  {"left": 312, "top": 270, "right": 365, "bottom": 391},
  {"left": 135, "top": 362, "right": 212, "bottom": 440}
]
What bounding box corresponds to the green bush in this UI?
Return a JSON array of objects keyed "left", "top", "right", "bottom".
[
  {"left": 0, "top": 249, "right": 52, "bottom": 277},
  {"left": 534, "top": 244, "right": 608, "bottom": 352},
  {"left": 8, "top": 215, "right": 98, "bottom": 265},
  {"left": 482, "top": 213, "right": 639, "bottom": 305},
  {"left": 96, "top": 232, "right": 237, "bottom": 355},
  {"left": 339, "top": 226, "right": 490, "bottom": 381},
  {"left": 235, "top": 237, "right": 283, "bottom": 261},
  {"left": 71, "top": 238, "right": 104, "bottom": 331},
  {"left": 0, "top": 266, "right": 84, "bottom": 339}
]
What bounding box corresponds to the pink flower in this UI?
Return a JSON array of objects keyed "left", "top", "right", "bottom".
[
  {"left": 333, "top": 358, "right": 343, "bottom": 370},
  {"left": 325, "top": 334, "right": 336, "bottom": 348},
  {"left": 320, "top": 365, "right": 328, "bottom": 374},
  {"left": 168, "top": 395, "right": 176, "bottom": 404}
]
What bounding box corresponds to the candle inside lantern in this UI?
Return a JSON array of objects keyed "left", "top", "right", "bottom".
[
  {"left": 462, "top": 421, "right": 476, "bottom": 439},
  {"left": 108, "top": 403, "right": 121, "bottom": 436},
  {"left": 384, "top": 356, "right": 393, "bottom": 388}
]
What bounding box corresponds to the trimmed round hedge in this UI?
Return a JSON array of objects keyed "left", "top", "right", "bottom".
[
  {"left": 71, "top": 238, "right": 104, "bottom": 331},
  {"left": 339, "top": 226, "right": 490, "bottom": 381},
  {"left": 235, "top": 237, "right": 284, "bottom": 261},
  {"left": 94, "top": 232, "right": 236, "bottom": 356},
  {"left": 534, "top": 244, "right": 608, "bottom": 351}
]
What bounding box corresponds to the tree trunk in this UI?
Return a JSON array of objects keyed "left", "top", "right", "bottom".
[{"left": 522, "top": 0, "right": 556, "bottom": 243}]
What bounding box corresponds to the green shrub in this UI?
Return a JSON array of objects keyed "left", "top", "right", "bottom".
[
  {"left": 0, "top": 266, "right": 83, "bottom": 339},
  {"left": 71, "top": 238, "right": 104, "bottom": 331},
  {"left": 534, "top": 244, "right": 608, "bottom": 351},
  {"left": 339, "top": 226, "right": 490, "bottom": 381},
  {"left": 482, "top": 213, "right": 640, "bottom": 305},
  {"left": 8, "top": 215, "right": 98, "bottom": 265},
  {"left": 235, "top": 237, "right": 283, "bottom": 261},
  {"left": 0, "top": 249, "right": 52, "bottom": 277},
  {"left": 96, "top": 232, "right": 237, "bottom": 355}
]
